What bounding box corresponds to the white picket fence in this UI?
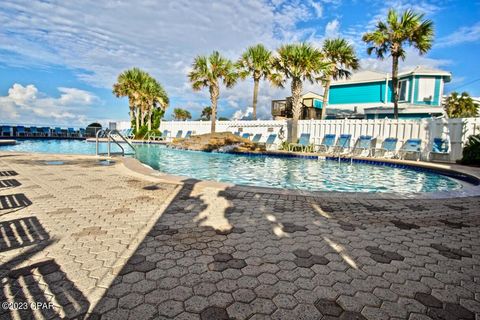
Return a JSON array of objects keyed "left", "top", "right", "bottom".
[{"left": 158, "top": 118, "right": 480, "bottom": 162}]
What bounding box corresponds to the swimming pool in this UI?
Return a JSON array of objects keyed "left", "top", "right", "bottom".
[{"left": 0, "top": 139, "right": 466, "bottom": 193}]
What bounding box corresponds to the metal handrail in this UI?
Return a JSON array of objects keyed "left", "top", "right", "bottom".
[{"left": 95, "top": 129, "right": 136, "bottom": 157}]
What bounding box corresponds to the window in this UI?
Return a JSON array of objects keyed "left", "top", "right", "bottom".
[
  {"left": 418, "top": 78, "right": 435, "bottom": 102},
  {"left": 398, "top": 79, "right": 408, "bottom": 102}
]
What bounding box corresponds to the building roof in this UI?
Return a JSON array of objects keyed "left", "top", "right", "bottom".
[{"left": 332, "top": 66, "right": 451, "bottom": 85}]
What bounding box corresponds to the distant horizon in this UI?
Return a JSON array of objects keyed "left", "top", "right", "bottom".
[{"left": 1, "top": 0, "right": 479, "bottom": 126}]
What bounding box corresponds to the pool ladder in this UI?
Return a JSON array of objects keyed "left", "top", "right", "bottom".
[{"left": 95, "top": 129, "right": 136, "bottom": 157}]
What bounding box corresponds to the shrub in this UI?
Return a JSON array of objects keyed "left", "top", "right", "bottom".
[{"left": 461, "top": 134, "right": 480, "bottom": 165}]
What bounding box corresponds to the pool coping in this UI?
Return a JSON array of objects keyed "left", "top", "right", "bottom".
[{"left": 1, "top": 150, "right": 480, "bottom": 200}]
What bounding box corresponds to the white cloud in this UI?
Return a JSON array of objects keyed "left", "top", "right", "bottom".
[
  {"left": 310, "top": 1, "right": 324, "bottom": 18},
  {"left": 325, "top": 19, "right": 340, "bottom": 38},
  {"left": 0, "top": 84, "right": 97, "bottom": 125},
  {"left": 436, "top": 22, "right": 480, "bottom": 48}
]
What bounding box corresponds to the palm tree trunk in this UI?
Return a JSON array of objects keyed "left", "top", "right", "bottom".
[
  {"left": 210, "top": 85, "right": 219, "bottom": 133},
  {"left": 252, "top": 78, "right": 259, "bottom": 120},
  {"left": 392, "top": 55, "right": 399, "bottom": 120},
  {"left": 148, "top": 109, "right": 152, "bottom": 131},
  {"left": 321, "top": 77, "right": 331, "bottom": 120},
  {"left": 290, "top": 78, "right": 303, "bottom": 143},
  {"left": 135, "top": 108, "right": 140, "bottom": 134}
]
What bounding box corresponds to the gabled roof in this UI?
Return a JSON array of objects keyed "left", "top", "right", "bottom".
[{"left": 331, "top": 66, "right": 451, "bottom": 85}]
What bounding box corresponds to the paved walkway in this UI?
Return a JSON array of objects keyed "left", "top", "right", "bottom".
[{"left": 0, "top": 153, "right": 479, "bottom": 319}]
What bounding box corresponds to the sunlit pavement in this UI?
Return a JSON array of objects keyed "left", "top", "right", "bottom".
[{"left": 0, "top": 152, "right": 479, "bottom": 319}]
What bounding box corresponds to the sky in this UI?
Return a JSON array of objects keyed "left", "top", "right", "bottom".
[{"left": 0, "top": 0, "right": 479, "bottom": 126}]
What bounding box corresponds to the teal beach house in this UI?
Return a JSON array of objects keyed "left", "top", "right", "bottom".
[{"left": 328, "top": 66, "right": 452, "bottom": 119}]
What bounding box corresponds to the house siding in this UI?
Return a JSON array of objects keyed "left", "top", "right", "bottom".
[
  {"left": 413, "top": 75, "right": 442, "bottom": 106},
  {"left": 329, "top": 81, "right": 391, "bottom": 104}
]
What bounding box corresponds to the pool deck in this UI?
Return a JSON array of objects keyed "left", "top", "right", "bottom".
[{"left": 0, "top": 151, "right": 479, "bottom": 319}]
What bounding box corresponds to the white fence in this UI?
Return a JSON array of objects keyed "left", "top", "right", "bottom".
[{"left": 159, "top": 118, "right": 480, "bottom": 162}]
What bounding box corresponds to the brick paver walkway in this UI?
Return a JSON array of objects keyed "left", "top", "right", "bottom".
[{"left": 0, "top": 153, "right": 479, "bottom": 319}]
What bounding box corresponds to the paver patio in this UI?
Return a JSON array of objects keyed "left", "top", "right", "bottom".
[{"left": 0, "top": 152, "right": 479, "bottom": 319}]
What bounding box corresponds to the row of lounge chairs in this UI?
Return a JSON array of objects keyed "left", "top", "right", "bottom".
[
  {"left": 0, "top": 126, "right": 85, "bottom": 138},
  {"left": 288, "top": 133, "right": 449, "bottom": 161}
]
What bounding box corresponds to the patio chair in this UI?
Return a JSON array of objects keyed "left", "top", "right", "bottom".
[
  {"left": 174, "top": 130, "right": 183, "bottom": 139},
  {"left": 251, "top": 134, "right": 262, "bottom": 143},
  {"left": 398, "top": 139, "right": 423, "bottom": 161},
  {"left": 16, "top": 126, "right": 26, "bottom": 137},
  {"left": 241, "top": 133, "right": 251, "bottom": 140},
  {"left": 29, "top": 127, "right": 38, "bottom": 137},
  {"left": 67, "top": 128, "right": 76, "bottom": 137},
  {"left": 373, "top": 138, "right": 398, "bottom": 158},
  {"left": 185, "top": 131, "right": 192, "bottom": 138},
  {"left": 315, "top": 134, "right": 336, "bottom": 153},
  {"left": 124, "top": 128, "right": 135, "bottom": 139},
  {"left": 79, "top": 128, "right": 86, "bottom": 137},
  {"left": 1, "top": 126, "right": 13, "bottom": 137},
  {"left": 54, "top": 127, "right": 63, "bottom": 137},
  {"left": 428, "top": 138, "right": 450, "bottom": 162},
  {"left": 262, "top": 134, "right": 277, "bottom": 150},
  {"left": 330, "top": 134, "right": 352, "bottom": 155},
  {"left": 350, "top": 135, "right": 373, "bottom": 157},
  {"left": 288, "top": 133, "right": 312, "bottom": 152}
]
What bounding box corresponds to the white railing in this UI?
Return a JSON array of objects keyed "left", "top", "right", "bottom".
[{"left": 158, "top": 118, "right": 480, "bottom": 162}]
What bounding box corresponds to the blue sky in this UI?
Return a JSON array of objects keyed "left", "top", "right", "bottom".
[{"left": 0, "top": 0, "right": 479, "bottom": 126}]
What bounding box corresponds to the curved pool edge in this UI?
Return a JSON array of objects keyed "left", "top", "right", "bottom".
[{"left": 121, "top": 155, "right": 480, "bottom": 200}]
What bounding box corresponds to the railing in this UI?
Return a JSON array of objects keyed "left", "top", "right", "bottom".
[{"left": 95, "top": 129, "right": 136, "bottom": 157}]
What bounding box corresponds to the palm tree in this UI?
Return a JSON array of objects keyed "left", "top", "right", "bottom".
[
  {"left": 362, "top": 9, "right": 434, "bottom": 119},
  {"left": 113, "top": 68, "right": 146, "bottom": 133},
  {"left": 141, "top": 78, "right": 169, "bottom": 131},
  {"left": 444, "top": 92, "right": 479, "bottom": 118},
  {"left": 173, "top": 108, "right": 192, "bottom": 121},
  {"left": 320, "top": 38, "right": 359, "bottom": 119},
  {"left": 201, "top": 106, "right": 212, "bottom": 120},
  {"left": 237, "top": 44, "right": 273, "bottom": 120},
  {"left": 189, "top": 51, "right": 238, "bottom": 133},
  {"left": 272, "top": 43, "right": 329, "bottom": 142}
]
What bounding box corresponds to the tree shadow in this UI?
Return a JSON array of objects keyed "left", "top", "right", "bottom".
[{"left": 0, "top": 216, "right": 50, "bottom": 253}]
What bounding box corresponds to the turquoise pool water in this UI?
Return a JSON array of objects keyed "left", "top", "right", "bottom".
[{"left": 0, "top": 139, "right": 464, "bottom": 193}]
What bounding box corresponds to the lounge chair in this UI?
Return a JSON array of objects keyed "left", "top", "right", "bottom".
[
  {"left": 263, "top": 134, "right": 277, "bottom": 150},
  {"left": 29, "top": 127, "right": 38, "bottom": 137},
  {"left": 428, "top": 138, "right": 450, "bottom": 162},
  {"left": 289, "top": 133, "right": 312, "bottom": 152},
  {"left": 234, "top": 132, "right": 240, "bottom": 136},
  {"left": 124, "top": 128, "right": 134, "bottom": 139},
  {"left": 1, "top": 126, "right": 13, "bottom": 137},
  {"left": 251, "top": 134, "right": 262, "bottom": 143},
  {"left": 67, "top": 128, "right": 76, "bottom": 137},
  {"left": 315, "top": 134, "right": 336, "bottom": 153},
  {"left": 185, "top": 131, "right": 192, "bottom": 138},
  {"left": 16, "top": 126, "right": 26, "bottom": 137},
  {"left": 373, "top": 138, "right": 398, "bottom": 158},
  {"left": 54, "top": 127, "right": 63, "bottom": 137},
  {"left": 79, "top": 128, "right": 86, "bottom": 137},
  {"left": 330, "top": 134, "right": 352, "bottom": 155},
  {"left": 175, "top": 130, "right": 183, "bottom": 139},
  {"left": 398, "top": 139, "right": 422, "bottom": 161},
  {"left": 351, "top": 135, "right": 373, "bottom": 157},
  {"left": 241, "top": 133, "right": 250, "bottom": 140}
]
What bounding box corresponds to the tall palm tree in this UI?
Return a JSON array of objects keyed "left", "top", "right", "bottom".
[
  {"left": 320, "top": 38, "right": 359, "bottom": 119},
  {"left": 362, "top": 9, "right": 434, "bottom": 119},
  {"left": 141, "top": 78, "right": 169, "bottom": 131},
  {"left": 272, "top": 43, "right": 329, "bottom": 142},
  {"left": 237, "top": 44, "right": 273, "bottom": 120},
  {"left": 113, "top": 68, "right": 145, "bottom": 133},
  {"left": 189, "top": 51, "right": 238, "bottom": 133}
]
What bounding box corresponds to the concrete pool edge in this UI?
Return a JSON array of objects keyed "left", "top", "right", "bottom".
[{"left": 121, "top": 155, "right": 480, "bottom": 200}]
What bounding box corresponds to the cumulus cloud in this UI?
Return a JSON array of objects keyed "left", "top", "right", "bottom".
[
  {"left": 0, "top": 84, "right": 97, "bottom": 125},
  {"left": 325, "top": 19, "right": 340, "bottom": 38}
]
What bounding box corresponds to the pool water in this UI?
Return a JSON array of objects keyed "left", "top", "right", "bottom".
[{"left": 0, "top": 139, "right": 464, "bottom": 193}]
